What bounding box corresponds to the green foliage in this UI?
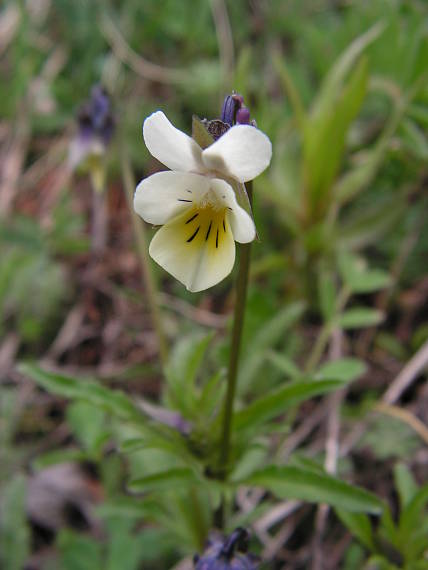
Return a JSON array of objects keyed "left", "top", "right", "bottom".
[
  {"left": 241, "top": 465, "right": 383, "bottom": 514},
  {"left": 338, "top": 463, "right": 428, "bottom": 569},
  {"left": 0, "top": 476, "right": 30, "bottom": 570}
]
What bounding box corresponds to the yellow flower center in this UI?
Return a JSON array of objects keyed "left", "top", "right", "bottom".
[{"left": 182, "top": 203, "right": 229, "bottom": 251}]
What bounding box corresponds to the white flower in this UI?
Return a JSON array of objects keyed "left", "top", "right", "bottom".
[{"left": 134, "top": 111, "right": 272, "bottom": 292}]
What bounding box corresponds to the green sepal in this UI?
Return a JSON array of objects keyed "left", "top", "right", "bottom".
[{"left": 192, "top": 115, "right": 214, "bottom": 149}]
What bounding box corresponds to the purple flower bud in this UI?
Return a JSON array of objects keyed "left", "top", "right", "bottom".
[
  {"left": 77, "top": 85, "right": 115, "bottom": 147},
  {"left": 221, "top": 95, "right": 239, "bottom": 126},
  {"left": 194, "top": 529, "right": 259, "bottom": 570},
  {"left": 235, "top": 107, "right": 250, "bottom": 125}
]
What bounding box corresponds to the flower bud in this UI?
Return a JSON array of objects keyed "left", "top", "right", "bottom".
[
  {"left": 235, "top": 107, "right": 250, "bottom": 125},
  {"left": 221, "top": 95, "right": 239, "bottom": 126},
  {"left": 193, "top": 528, "right": 259, "bottom": 570}
]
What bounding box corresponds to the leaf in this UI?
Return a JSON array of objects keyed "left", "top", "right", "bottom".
[
  {"left": 67, "top": 401, "right": 108, "bottom": 456},
  {"left": 234, "top": 379, "right": 344, "bottom": 433},
  {"left": 336, "top": 509, "right": 375, "bottom": 550},
  {"left": 273, "top": 54, "right": 306, "bottom": 130},
  {"left": 165, "top": 332, "right": 214, "bottom": 416},
  {"left": 312, "top": 22, "right": 384, "bottom": 120},
  {"left": 394, "top": 463, "right": 419, "bottom": 509},
  {"left": 339, "top": 308, "right": 384, "bottom": 329},
  {"left": 19, "top": 363, "right": 143, "bottom": 424},
  {"left": 266, "top": 351, "right": 301, "bottom": 379},
  {"left": 318, "top": 268, "right": 336, "bottom": 321},
  {"left": 316, "top": 358, "right": 366, "bottom": 383},
  {"left": 301, "top": 24, "right": 384, "bottom": 219},
  {"left": 238, "top": 302, "right": 305, "bottom": 391},
  {"left": 338, "top": 251, "right": 391, "bottom": 293},
  {"left": 0, "top": 476, "right": 30, "bottom": 570},
  {"left": 129, "top": 467, "right": 199, "bottom": 493},
  {"left": 242, "top": 466, "right": 383, "bottom": 514},
  {"left": 400, "top": 483, "right": 428, "bottom": 536},
  {"left": 58, "top": 529, "right": 102, "bottom": 570}
]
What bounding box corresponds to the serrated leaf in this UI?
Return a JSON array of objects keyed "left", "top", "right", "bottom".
[
  {"left": 339, "top": 308, "right": 384, "bottom": 329},
  {"left": 316, "top": 358, "right": 366, "bottom": 383},
  {"left": 234, "top": 379, "right": 344, "bottom": 433},
  {"left": 242, "top": 466, "right": 383, "bottom": 513}
]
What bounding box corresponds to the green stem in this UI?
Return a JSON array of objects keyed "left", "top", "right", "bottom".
[
  {"left": 218, "top": 182, "right": 253, "bottom": 476},
  {"left": 120, "top": 148, "right": 168, "bottom": 371}
]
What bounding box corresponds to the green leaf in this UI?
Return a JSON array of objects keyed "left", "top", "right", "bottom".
[
  {"left": 0, "top": 476, "right": 30, "bottom": 570},
  {"left": 19, "top": 363, "right": 143, "bottom": 424},
  {"left": 191, "top": 115, "right": 214, "bottom": 149},
  {"left": 339, "top": 308, "right": 384, "bottom": 329},
  {"left": 318, "top": 268, "right": 336, "bottom": 321},
  {"left": 316, "top": 358, "right": 366, "bottom": 383},
  {"left": 266, "top": 351, "right": 301, "bottom": 379},
  {"left": 338, "top": 252, "right": 391, "bottom": 294},
  {"left": 400, "top": 483, "right": 428, "bottom": 537},
  {"left": 33, "top": 449, "right": 89, "bottom": 470},
  {"left": 312, "top": 22, "right": 384, "bottom": 120},
  {"left": 129, "top": 467, "right": 199, "bottom": 493},
  {"left": 394, "top": 463, "right": 419, "bottom": 509},
  {"left": 273, "top": 54, "right": 306, "bottom": 130},
  {"left": 165, "top": 332, "right": 214, "bottom": 416},
  {"left": 336, "top": 509, "right": 375, "bottom": 550},
  {"left": 238, "top": 302, "right": 305, "bottom": 391},
  {"left": 58, "top": 530, "right": 102, "bottom": 570},
  {"left": 242, "top": 466, "right": 383, "bottom": 514},
  {"left": 234, "top": 379, "right": 344, "bottom": 433},
  {"left": 301, "top": 24, "right": 384, "bottom": 219},
  {"left": 67, "top": 401, "right": 108, "bottom": 456}
]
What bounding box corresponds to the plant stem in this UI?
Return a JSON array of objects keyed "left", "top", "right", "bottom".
[
  {"left": 218, "top": 182, "right": 253, "bottom": 477},
  {"left": 120, "top": 148, "right": 168, "bottom": 371},
  {"left": 90, "top": 176, "right": 107, "bottom": 254}
]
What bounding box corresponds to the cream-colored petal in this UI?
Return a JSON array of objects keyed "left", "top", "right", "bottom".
[
  {"left": 149, "top": 206, "right": 236, "bottom": 292},
  {"left": 134, "top": 172, "right": 210, "bottom": 225},
  {"left": 143, "top": 111, "right": 203, "bottom": 172},
  {"left": 210, "top": 179, "right": 256, "bottom": 243},
  {"left": 201, "top": 125, "right": 272, "bottom": 183}
]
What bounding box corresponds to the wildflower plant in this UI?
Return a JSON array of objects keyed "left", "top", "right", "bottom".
[{"left": 22, "top": 93, "right": 385, "bottom": 563}]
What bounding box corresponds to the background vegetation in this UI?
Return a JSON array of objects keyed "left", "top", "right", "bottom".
[{"left": 1, "top": 0, "right": 427, "bottom": 568}]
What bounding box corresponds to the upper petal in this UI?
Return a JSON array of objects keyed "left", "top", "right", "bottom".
[
  {"left": 201, "top": 125, "right": 272, "bottom": 183},
  {"left": 143, "top": 111, "right": 203, "bottom": 172},
  {"left": 149, "top": 207, "right": 236, "bottom": 292},
  {"left": 210, "top": 179, "right": 256, "bottom": 243},
  {"left": 134, "top": 171, "right": 210, "bottom": 225}
]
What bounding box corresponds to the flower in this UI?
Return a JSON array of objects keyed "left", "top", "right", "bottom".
[
  {"left": 194, "top": 528, "right": 259, "bottom": 569},
  {"left": 134, "top": 110, "right": 272, "bottom": 292},
  {"left": 68, "top": 86, "right": 115, "bottom": 190}
]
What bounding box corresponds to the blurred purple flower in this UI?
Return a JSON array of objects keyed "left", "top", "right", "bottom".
[
  {"left": 69, "top": 85, "right": 115, "bottom": 172},
  {"left": 194, "top": 528, "right": 259, "bottom": 570}
]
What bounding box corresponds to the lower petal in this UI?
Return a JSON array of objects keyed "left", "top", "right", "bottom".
[{"left": 149, "top": 208, "right": 235, "bottom": 292}]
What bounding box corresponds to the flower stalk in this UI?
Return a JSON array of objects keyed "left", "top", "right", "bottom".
[
  {"left": 121, "top": 146, "right": 168, "bottom": 371},
  {"left": 219, "top": 181, "right": 253, "bottom": 477}
]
